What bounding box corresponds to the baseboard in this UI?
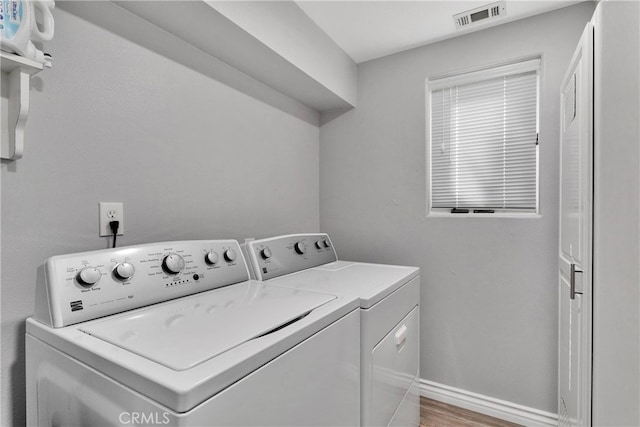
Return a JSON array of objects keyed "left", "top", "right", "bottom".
[{"left": 419, "top": 379, "right": 558, "bottom": 426}]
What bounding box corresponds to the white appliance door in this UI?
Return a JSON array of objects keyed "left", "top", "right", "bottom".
[
  {"left": 558, "top": 22, "right": 593, "bottom": 427},
  {"left": 370, "top": 306, "right": 419, "bottom": 427}
]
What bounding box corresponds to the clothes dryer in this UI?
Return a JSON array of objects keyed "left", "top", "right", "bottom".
[
  {"left": 26, "top": 240, "right": 360, "bottom": 426},
  {"left": 242, "top": 233, "right": 420, "bottom": 427}
]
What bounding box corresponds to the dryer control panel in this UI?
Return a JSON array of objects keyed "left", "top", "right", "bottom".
[
  {"left": 34, "top": 240, "right": 250, "bottom": 328},
  {"left": 242, "top": 233, "right": 337, "bottom": 281}
]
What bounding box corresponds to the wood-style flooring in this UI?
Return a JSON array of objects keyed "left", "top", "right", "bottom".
[{"left": 420, "top": 397, "right": 521, "bottom": 427}]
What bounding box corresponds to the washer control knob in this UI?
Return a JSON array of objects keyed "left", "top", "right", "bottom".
[
  {"left": 205, "top": 251, "right": 219, "bottom": 265},
  {"left": 114, "top": 262, "right": 135, "bottom": 280},
  {"left": 294, "top": 241, "right": 307, "bottom": 255},
  {"left": 315, "top": 240, "right": 323, "bottom": 249},
  {"left": 261, "top": 248, "right": 272, "bottom": 259},
  {"left": 323, "top": 238, "right": 331, "bottom": 248},
  {"left": 77, "top": 267, "right": 102, "bottom": 286},
  {"left": 162, "top": 253, "right": 185, "bottom": 274},
  {"left": 224, "top": 248, "right": 237, "bottom": 262}
]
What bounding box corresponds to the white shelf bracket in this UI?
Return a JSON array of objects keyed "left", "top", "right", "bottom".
[
  {"left": 1, "top": 51, "right": 45, "bottom": 161},
  {"left": 3, "top": 68, "right": 30, "bottom": 160}
]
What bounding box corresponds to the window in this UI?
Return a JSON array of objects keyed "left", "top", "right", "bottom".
[{"left": 427, "top": 59, "right": 540, "bottom": 215}]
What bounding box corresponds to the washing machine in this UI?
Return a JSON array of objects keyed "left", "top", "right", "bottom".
[
  {"left": 242, "top": 233, "right": 420, "bottom": 427},
  {"left": 26, "top": 239, "right": 360, "bottom": 426}
]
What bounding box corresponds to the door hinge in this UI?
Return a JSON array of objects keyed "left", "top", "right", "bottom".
[{"left": 570, "top": 263, "right": 583, "bottom": 300}]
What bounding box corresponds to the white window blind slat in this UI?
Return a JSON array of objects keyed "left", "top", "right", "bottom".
[{"left": 429, "top": 60, "right": 539, "bottom": 212}]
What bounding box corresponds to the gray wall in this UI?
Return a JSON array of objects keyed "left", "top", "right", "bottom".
[
  {"left": 320, "top": 2, "right": 595, "bottom": 413},
  {"left": 1, "top": 8, "right": 320, "bottom": 426},
  {"left": 592, "top": 1, "right": 640, "bottom": 424}
]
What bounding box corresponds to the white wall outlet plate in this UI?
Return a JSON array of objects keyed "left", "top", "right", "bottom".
[{"left": 99, "top": 202, "right": 124, "bottom": 237}]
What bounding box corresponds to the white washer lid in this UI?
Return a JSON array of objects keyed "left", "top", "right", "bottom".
[{"left": 80, "top": 283, "right": 334, "bottom": 371}]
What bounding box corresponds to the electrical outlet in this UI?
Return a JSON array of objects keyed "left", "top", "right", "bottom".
[{"left": 99, "top": 202, "right": 124, "bottom": 237}]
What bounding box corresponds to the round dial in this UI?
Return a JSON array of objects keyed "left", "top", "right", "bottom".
[
  {"left": 323, "top": 238, "right": 331, "bottom": 248},
  {"left": 315, "top": 240, "right": 323, "bottom": 250},
  {"left": 261, "top": 247, "right": 272, "bottom": 259},
  {"left": 77, "top": 267, "right": 102, "bottom": 286},
  {"left": 162, "top": 253, "right": 185, "bottom": 274},
  {"left": 224, "top": 248, "right": 237, "bottom": 262},
  {"left": 294, "top": 241, "right": 307, "bottom": 255},
  {"left": 205, "top": 251, "right": 219, "bottom": 265},
  {"left": 114, "top": 262, "right": 135, "bottom": 280}
]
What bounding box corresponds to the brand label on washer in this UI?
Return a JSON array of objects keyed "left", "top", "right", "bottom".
[{"left": 70, "top": 300, "right": 83, "bottom": 312}]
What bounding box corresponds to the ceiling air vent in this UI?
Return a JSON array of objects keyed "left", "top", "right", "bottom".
[{"left": 454, "top": 1, "right": 506, "bottom": 29}]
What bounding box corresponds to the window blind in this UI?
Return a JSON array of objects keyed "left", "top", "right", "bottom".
[{"left": 429, "top": 60, "right": 539, "bottom": 212}]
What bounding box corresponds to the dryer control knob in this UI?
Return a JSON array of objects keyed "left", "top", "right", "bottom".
[
  {"left": 162, "top": 253, "right": 185, "bottom": 275},
  {"left": 77, "top": 267, "right": 102, "bottom": 286},
  {"left": 315, "top": 240, "right": 323, "bottom": 250},
  {"left": 323, "top": 238, "right": 331, "bottom": 248},
  {"left": 260, "top": 248, "right": 272, "bottom": 259},
  {"left": 114, "top": 262, "right": 135, "bottom": 280},
  {"left": 205, "top": 251, "right": 219, "bottom": 265},
  {"left": 224, "top": 248, "right": 237, "bottom": 262},
  {"left": 294, "top": 241, "right": 307, "bottom": 255}
]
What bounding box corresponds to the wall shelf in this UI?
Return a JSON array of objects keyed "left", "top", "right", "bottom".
[{"left": 1, "top": 51, "right": 45, "bottom": 161}]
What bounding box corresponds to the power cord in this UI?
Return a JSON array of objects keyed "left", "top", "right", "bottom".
[{"left": 109, "top": 220, "right": 120, "bottom": 248}]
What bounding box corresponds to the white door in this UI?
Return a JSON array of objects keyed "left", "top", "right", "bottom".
[{"left": 558, "top": 23, "right": 593, "bottom": 427}]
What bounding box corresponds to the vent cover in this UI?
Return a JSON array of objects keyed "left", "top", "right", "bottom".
[{"left": 454, "top": 1, "right": 506, "bottom": 29}]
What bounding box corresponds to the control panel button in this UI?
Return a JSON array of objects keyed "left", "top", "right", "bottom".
[
  {"left": 260, "top": 248, "right": 272, "bottom": 259},
  {"left": 323, "top": 238, "right": 331, "bottom": 248},
  {"left": 294, "top": 241, "right": 307, "bottom": 255},
  {"left": 315, "top": 240, "right": 323, "bottom": 249},
  {"left": 114, "top": 262, "right": 135, "bottom": 281},
  {"left": 224, "top": 248, "right": 237, "bottom": 262},
  {"left": 162, "top": 253, "right": 185, "bottom": 275},
  {"left": 205, "top": 251, "right": 219, "bottom": 265},
  {"left": 77, "top": 267, "right": 102, "bottom": 286}
]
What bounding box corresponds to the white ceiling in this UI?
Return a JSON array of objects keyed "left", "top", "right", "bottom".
[{"left": 296, "top": 0, "right": 587, "bottom": 63}]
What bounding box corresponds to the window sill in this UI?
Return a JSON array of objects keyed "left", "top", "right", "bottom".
[{"left": 427, "top": 212, "right": 542, "bottom": 219}]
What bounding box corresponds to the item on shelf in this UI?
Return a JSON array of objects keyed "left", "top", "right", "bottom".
[{"left": 1, "top": 0, "right": 54, "bottom": 64}]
